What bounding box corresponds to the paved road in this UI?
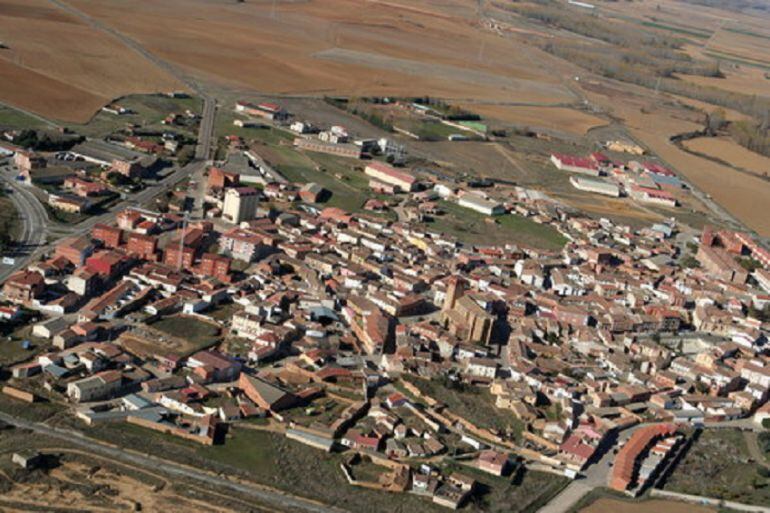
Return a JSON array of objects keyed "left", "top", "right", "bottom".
[
  {"left": 0, "top": 410, "right": 347, "bottom": 513},
  {"left": 0, "top": 171, "right": 49, "bottom": 282}
]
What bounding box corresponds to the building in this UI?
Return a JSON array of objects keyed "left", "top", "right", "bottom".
[
  {"left": 457, "top": 193, "right": 504, "bottom": 216},
  {"left": 67, "top": 370, "right": 123, "bottom": 403},
  {"left": 198, "top": 253, "right": 231, "bottom": 280},
  {"left": 55, "top": 235, "right": 96, "bottom": 266},
  {"left": 364, "top": 162, "right": 417, "bottom": 192},
  {"left": 696, "top": 245, "right": 748, "bottom": 284},
  {"left": 92, "top": 224, "right": 123, "bottom": 248},
  {"left": 220, "top": 228, "right": 272, "bottom": 262},
  {"left": 294, "top": 138, "right": 363, "bottom": 159},
  {"left": 235, "top": 101, "right": 289, "bottom": 121},
  {"left": 2, "top": 270, "right": 45, "bottom": 304},
  {"left": 49, "top": 194, "right": 91, "bottom": 214},
  {"left": 569, "top": 176, "right": 621, "bottom": 197},
  {"left": 207, "top": 167, "right": 240, "bottom": 190},
  {"left": 223, "top": 187, "right": 259, "bottom": 224},
  {"left": 85, "top": 250, "right": 130, "bottom": 279},
  {"left": 441, "top": 277, "right": 496, "bottom": 344},
  {"left": 13, "top": 150, "right": 46, "bottom": 175},
  {"left": 238, "top": 373, "right": 298, "bottom": 412},
  {"left": 70, "top": 140, "right": 152, "bottom": 178},
  {"left": 609, "top": 423, "right": 677, "bottom": 492},
  {"left": 298, "top": 182, "right": 327, "bottom": 203},
  {"left": 126, "top": 233, "right": 158, "bottom": 260},
  {"left": 628, "top": 185, "right": 677, "bottom": 207},
  {"left": 550, "top": 154, "right": 600, "bottom": 176}
]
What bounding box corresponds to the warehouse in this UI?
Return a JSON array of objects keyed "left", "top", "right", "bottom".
[
  {"left": 457, "top": 193, "right": 505, "bottom": 216},
  {"left": 569, "top": 176, "right": 621, "bottom": 197}
]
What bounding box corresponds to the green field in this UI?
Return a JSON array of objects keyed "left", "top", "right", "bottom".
[
  {"left": 214, "top": 107, "right": 294, "bottom": 145},
  {"left": 402, "top": 376, "right": 524, "bottom": 440},
  {"left": 0, "top": 104, "right": 51, "bottom": 130},
  {"left": 148, "top": 315, "right": 221, "bottom": 353},
  {"left": 428, "top": 201, "right": 567, "bottom": 251},
  {"left": 66, "top": 94, "right": 202, "bottom": 138}
]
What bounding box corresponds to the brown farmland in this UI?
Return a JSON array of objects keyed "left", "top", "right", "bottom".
[{"left": 0, "top": 0, "right": 183, "bottom": 122}]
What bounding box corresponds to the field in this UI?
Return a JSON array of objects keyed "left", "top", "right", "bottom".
[
  {"left": 683, "top": 136, "right": 770, "bottom": 178},
  {"left": 149, "top": 315, "right": 221, "bottom": 350},
  {"left": 118, "top": 315, "right": 221, "bottom": 358},
  {"left": 663, "top": 429, "right": 770, "bottom": 507},
  {"left": 459, "top": 105, "right": 607, "bottom": 136},
  {"left": 64, "top": 0, "right": 576, "bottom": 105},
  {"left": 402, "top": 376, "right": 524, "bottom": 440},
  {"left": 427, "top": 201, "right": 567, "bottom": 251},
  {"left": 0, "top": 0, "right": 182, "bottom": 122},
  {"left": 67, "top": 93, "right": 202, "bottom": 138}
]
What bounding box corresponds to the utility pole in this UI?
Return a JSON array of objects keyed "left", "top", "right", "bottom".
[{"left": 177, "top": 211, "right": 189, "bottom": 271}]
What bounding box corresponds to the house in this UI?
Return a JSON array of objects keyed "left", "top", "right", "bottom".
[
  {"left": 238, "top": 373, "right": 299, "bottom": 412},
  {"left": 298, "top": 183, "right": 327, "bottom": 203},
  {"left": 49, "top": 194, "right": 91, "bottom": 214},
  {"left": 2, "top": 271, "right": 45, "bottom": 304},
  {"left": 67, "top": 370, "right": 123, "bottom": 403},
  {"left": 364, "top": 162, "right": 416, "bottom": 192},
  {"left": 187, "top": 350, "right": 241, "bottom": 383},
  {"left": 476, "top": 450, "right": 508, "bottom": 476}
]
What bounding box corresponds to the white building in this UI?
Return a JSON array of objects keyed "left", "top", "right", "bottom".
[
  {"left": 222, "top": 187, "right": 260, "bottom": 224},
  {"left": 569, "top": 176, "right": 621, "bottom": 197},
  {"left": 457, "top": 193, "right": 504, "bottom": 216}
]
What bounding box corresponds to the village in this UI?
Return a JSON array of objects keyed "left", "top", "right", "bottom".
[{"left": 1, "top": 94, "right": 769, "bottom": 513}]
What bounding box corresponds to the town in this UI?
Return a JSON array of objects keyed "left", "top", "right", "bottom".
[{"left": 0, "top": 90, "right": 769, "bottom": 513}]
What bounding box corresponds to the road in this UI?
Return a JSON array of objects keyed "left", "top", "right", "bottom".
[
  {"left": 47, "top": 0, "right": 217, "bottom": 163},
  {"left": 0, "top": 410, "right": 347, "bottom": 513},
  {"left": 0, "top": 171, "right": 49, "bottom": 283}
]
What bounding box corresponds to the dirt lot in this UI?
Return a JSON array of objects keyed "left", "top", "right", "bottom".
[{"left": 0, "top": 449, "right": 241, "bottom": 513}]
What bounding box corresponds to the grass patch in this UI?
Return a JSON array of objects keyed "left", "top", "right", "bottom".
[
  {"left": 66, "top": 94, "right": 202, "bottom": 138},
  {"left": 640, "top": 21, "right": 711, "bottom": 39},
  {"left": 403, "top": 376, "right": 524, "bottom": 441},
  {"left": 0, "top": 104, "right": 49, "bottom": 130},
  {"left": 428, "top": 201, "right": 566, "bottom": 251},
  {"left": 148, "top": 315, "right": 221, "bottom": 352}
]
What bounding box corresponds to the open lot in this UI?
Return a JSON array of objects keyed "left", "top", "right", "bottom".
[{"left": 663, "top": 429, "right": 770, "bottom": 507}]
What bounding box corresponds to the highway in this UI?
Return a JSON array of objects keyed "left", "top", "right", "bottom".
[{"left": 0, "top": 410, "right": 347, "bottom": 513}]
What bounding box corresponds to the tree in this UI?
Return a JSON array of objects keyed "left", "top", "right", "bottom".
[{"left": 705, "top": 108, "right": 727, "bottom": 135}]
